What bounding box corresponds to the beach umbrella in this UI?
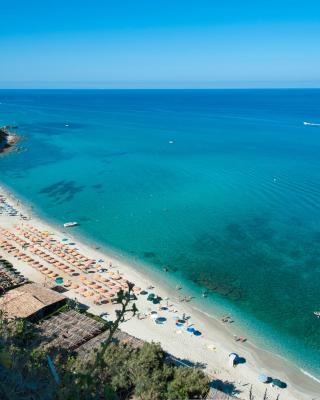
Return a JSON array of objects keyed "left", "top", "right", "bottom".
[
  {"left": 71, "top": 283, "right": 79, "bottom": 289},
  {"left": 147, "top": 293, "right": 155, "bottom": 301},
  {"left": 94, "top": 295, "right": 102, "bottom": 303},
  {"left": 187, "top": 326, "right": 195, "bottom": 333},
  {"left": 258, "top": 374, "right": 269, "bottom": 383},
  {"left": 272, "top": 379, "right": 287, "bottom": 388},
  {"left": 229, "top": 353, "right": 239, "bottom": 367},
  {"left": 193, "top": 330, "right": 202, "bottom": 336}
]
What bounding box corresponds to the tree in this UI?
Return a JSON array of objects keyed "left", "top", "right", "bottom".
[
  {"left": 0, "top": 312, "right": 56, "bottom": 400},
  {"left": 129, "top": 342, "right": 171, "bottom": 400},
  {"left": 57, "top": 282, "right": 138, "bottom": 400},
  {"left": 167, "top": 367, "right": 210, "bottom": 400},
  {"left": 90, "top": 282, "right": 138, "bottom": 374}
]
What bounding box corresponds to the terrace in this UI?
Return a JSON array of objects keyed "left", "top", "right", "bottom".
[{"left": 36, "top": 309, "right": 106, "bottom": 352}]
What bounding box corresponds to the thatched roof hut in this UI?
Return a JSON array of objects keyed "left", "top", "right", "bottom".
[{"left": 0, "top": 283, "right": 66, "bottom": 321}]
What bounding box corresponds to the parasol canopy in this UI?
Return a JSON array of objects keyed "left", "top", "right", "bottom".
[{"left": 258, "top": 374, "right": 269, "bottom": 383}]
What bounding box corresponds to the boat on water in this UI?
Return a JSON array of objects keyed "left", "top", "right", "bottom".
[
  {"left": 313, "top": 311, "right": 320, "bottom": 318},
  {"left": 303, "top": 121, "right": 320, "bottom": 126},
  {"left": 63, "top": 222, "right": 79, "bottom": 228}
]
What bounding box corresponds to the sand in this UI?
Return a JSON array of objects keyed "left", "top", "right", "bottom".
[{"left": 0, "top": 185, "right": 319, "bottom": 400}]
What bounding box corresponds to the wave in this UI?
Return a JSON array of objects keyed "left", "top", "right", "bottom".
[{"left": 300, "top": 368, "right": 320, "bottom": 384}]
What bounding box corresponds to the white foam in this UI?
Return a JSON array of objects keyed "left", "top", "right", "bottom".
[{"left": 300, "top": 368, "right": 320, "bottom": 384}]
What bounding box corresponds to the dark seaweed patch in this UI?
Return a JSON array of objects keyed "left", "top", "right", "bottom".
[
  {"left": 225, "top": 223, "right": 248, "bottom": 241},
  {"left": 143, "top": 251, "right": 156, "bottom": 259},
  {"left": 38, "top": 180, "right": 85, "bottom": 203}
]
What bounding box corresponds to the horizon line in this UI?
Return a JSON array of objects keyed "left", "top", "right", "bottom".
[{"left": 1, "top": 87, "right": 320, "bottom": 90}]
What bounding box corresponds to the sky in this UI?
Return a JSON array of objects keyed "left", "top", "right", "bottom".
[{"left": 1, "top": 0, "right": 320, "bottom": 88}]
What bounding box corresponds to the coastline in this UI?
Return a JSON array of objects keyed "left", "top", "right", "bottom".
[{"left": 0, "top": 184, "right": 319, "bottom": 399}]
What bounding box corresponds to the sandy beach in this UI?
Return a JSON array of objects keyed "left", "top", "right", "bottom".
[{"left": 0, "top": 185, "right": 319, "bottom": 400}]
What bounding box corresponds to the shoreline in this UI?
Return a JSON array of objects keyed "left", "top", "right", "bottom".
[{"left": 0, "top": 184, "right": 319, "bottom": 399}]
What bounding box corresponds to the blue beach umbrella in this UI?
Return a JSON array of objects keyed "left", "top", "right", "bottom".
[
  {"left": 187, "top": 326, "right": 195, "bottom": 333},
  {"left": 272, "top": 379, "right": 287, "bottom": 388},
  {"left": 193, "top": 330, "right": 202, "bottom": 336},
  {"left": 258, "top": 374, "right": 269, "bottom": 383}
]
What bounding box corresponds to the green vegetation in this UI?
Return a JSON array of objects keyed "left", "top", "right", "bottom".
[
  {"left": 60, "top": 341, "right": 209, "bottom": 400},
  {"left": 0, "top": 284, "right": 210, "bottom": 400}
]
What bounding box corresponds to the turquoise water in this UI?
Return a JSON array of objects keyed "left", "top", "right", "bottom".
[{"left": 0, "top": 89, "right": 320, "bottom": 376}]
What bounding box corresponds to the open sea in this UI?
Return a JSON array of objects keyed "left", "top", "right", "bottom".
[{"left": 0, "top": 89, "right": 320, "bottom": 378}]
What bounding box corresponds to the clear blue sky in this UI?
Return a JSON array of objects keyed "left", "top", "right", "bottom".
[{"left": 1, "top": 0, "right": 320, "bottom": 88}]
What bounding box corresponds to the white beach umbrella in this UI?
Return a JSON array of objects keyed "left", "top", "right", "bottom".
[{"left": 228, "top": 353, "right": 238, "bottom": 367}]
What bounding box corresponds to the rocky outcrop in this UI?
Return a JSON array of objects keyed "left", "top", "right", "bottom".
[{"left": 0, "top": 126, "right": 19, "bottom": 154}]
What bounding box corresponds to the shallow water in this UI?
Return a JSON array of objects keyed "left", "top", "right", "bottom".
[{"left": 0, "top": 89, "right": 320, "bottom": 376}]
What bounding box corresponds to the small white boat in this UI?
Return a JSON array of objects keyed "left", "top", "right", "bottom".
[
  {"left": 63, "top": 222, "right": 78, "bottom": 228},
  {"left": 304, "top": 121, "right": 320, "bottom": 126},
  {"left": 313, "top": 311, "right": 320, "bottom": 318}
]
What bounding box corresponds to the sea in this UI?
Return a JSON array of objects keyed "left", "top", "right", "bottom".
[{"left": 0, "top": 89, "right": 319, "bottom": 378}]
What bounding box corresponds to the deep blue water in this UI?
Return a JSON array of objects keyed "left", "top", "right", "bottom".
[{"left": 0, "top": 89, "right": 320, "bottom": 376}]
